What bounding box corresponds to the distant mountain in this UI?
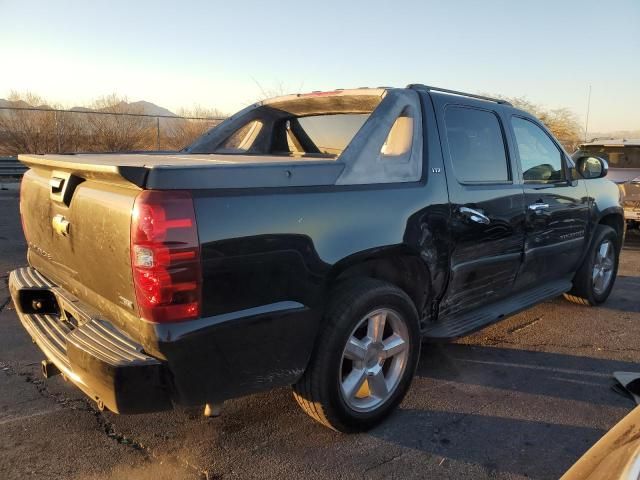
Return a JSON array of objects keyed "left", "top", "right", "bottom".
[
  {"left": 1, "top": 98, "right": 177, "bottom": 117},
  {"left": 128, "top": 101, "right": 176, "bottom": 117},
  {"left": 0, "top": 98, "right": 38, "bottom": 109}
]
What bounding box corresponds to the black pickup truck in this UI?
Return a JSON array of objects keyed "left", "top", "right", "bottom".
[{"left": 9, "top": 85, "right": 623, "bottom": 432}]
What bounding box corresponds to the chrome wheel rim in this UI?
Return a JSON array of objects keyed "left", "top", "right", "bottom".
[
  {"left": 592, "top": 239, "right": 615, "bottom": 295},
  {"left": 339, "top": 308, "right": 410, "bottom": 413}
]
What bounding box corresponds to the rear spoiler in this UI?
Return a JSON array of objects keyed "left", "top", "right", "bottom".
[
  {"left": 18, "top": 154, "right": 149, "bottom": 187},
  {"left": 18, "top": 153, "right": 344, "bottom": 190}
]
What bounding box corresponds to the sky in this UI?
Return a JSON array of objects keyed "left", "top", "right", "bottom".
[{"left": 1, "top": 0, "right": 639, "bottom": 133}]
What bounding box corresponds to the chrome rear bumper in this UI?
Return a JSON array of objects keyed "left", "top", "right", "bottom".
[{"left": 8, "top": 267, "right": 171, "bottom": 413}]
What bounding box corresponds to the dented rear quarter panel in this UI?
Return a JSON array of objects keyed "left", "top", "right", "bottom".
[
  {"left": 193, "top": 183, "right": 451, "bottom": 317},
  {"left": 157, "top": 184, "right": 453, "bottom": 404},
  {"left": 191, "top": 92, "right": 451, "bottom": 321}
]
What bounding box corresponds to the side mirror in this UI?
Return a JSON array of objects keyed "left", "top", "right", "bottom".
[{"left": 575, "top": 156, "right": 608, "bottom": 179}]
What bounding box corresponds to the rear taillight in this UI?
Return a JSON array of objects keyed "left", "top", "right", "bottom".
[{"left": 130, "top": 190, "right": 201, "bottom": 323}]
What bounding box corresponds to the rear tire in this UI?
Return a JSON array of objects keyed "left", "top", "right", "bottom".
[
  {"left": 564, "top": 225, "right": 619, "bottom": 306},
  {"left": 293, "top": 278, "right": 420, "bottom": 432}
]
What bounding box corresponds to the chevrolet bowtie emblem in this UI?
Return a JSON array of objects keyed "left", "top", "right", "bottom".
[{"left": 52, "top": 214, "right": 71, "bottom": 236}]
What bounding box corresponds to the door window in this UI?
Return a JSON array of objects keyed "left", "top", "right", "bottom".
[
  {"left": 445, "top": 106, "right": 510, "bottom": 183},
  {"left": 511, "top": 117, "right": 565, "bottom": 183}
]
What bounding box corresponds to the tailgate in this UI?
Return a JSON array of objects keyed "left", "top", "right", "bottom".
[{"left": 19, "top": 161, "right": 141, "bottom": 337}]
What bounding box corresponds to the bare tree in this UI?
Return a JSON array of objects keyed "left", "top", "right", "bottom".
[
  {"left": 85, "top": 94, "right": 154, "bottom": 152},
  {"left": 0, "top": 91, "right": 83, "bottom": 154},
  {"left": 164, "top": 106, "right": 225, "bottom": 150},
  {"left": 496, "top": 95, "right": 582, "bottom": 151},
  {"left": 0, "top": 92, "right": 230, "bottom": 155},
  {"left": 538, "top": 108, "right": 582, "bottom": 152},
  {"left": 250, "top": 78, "right": 305, "bottom": 102}
]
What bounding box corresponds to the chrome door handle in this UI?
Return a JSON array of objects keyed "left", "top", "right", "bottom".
[
  {"left": 459, "top": 206, "right": 490, "bottom": 225},
  {"left": 528, "top": 203, "right": 549, "bottom": 211}
]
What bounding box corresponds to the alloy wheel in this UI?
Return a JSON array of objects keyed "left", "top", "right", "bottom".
[
  {"left": 339, "top": 308, "right": 410, "bottom": 413},
  {"left": 592, "top": 239, "right": 615, "bottom": 295}
]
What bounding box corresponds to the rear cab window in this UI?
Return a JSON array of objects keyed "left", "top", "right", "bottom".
[{"left": 294, "top": 114, "right": 369, "bottom": 155}]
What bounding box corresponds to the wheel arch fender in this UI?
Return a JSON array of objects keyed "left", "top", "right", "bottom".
[
  {"left": 324, "top": 245, "right": 434, "bottom": 324},
  {"left": 596, "top": 208, "right": 625, "bottom": 251},
  {"left": 576, "top": 207, "right": 624, "bottom": 272}
]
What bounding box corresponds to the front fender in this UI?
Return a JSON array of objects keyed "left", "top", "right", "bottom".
[{"left": 580, "top": 178, "right": 624, "bottom": 262}]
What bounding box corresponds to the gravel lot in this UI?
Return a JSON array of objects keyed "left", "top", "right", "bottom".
[{"left": 1, "top": 187, "right": 639, "bottom": 480}]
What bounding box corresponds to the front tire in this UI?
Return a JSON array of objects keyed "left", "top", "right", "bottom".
[
  {"left": 293, "top": 278, "right": 420, "bottom": 432},
  {"left": 564, "top": 224, "right": 619, "bottom": 306}
]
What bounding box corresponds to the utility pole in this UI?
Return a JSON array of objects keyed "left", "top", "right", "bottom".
[{"left": 584, "top": 85, "right": 592, "bottom": 143}]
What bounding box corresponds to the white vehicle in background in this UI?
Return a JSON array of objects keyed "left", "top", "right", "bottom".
[{"left": 575, "top": 138, "right": 640, "bottom": 228}]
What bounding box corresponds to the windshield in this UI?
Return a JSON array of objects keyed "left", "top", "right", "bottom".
[{"left": 581, "top": 145, "right": 640, "bottom": 168}]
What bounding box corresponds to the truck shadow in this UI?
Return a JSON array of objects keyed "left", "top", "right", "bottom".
[
  {"left": 605, "top": 275, "right": 640, "bottom": 313},
  {"left": 368, "top": 344, "right": 638, "bottom": 478},
  {"left": 418, "top": 343, "right": 636, "bottom": 408},
  {"left": 374, "top": 407, "right": 603, "bottom": 479}
]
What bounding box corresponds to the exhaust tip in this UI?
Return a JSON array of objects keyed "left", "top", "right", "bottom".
[{"left": 41, "top": 359, "right": 60, "bottom": 379}]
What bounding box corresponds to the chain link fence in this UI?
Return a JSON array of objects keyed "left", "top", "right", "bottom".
[{"left": 0, "top": 106, "right": 226, "bottom": 156}]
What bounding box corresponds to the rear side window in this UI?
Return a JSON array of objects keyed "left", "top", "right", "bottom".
[
  {"left": 445, "top": 106, "right": 510, "bottom": 183},
  {"left": 511, "top": 117, "right": 565, "bottom": 183}
]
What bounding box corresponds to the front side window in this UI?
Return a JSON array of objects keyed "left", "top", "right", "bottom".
[
  {"left": 511, "top": 117, "right": 565, "bottom": 183},
  {"left": 445, "top": 106, "right": 510, "bottom": 183}
]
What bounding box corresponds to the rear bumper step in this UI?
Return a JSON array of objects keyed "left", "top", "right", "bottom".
[{"left": 8, "top": 267, "right": 171, "bottom": 413}]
